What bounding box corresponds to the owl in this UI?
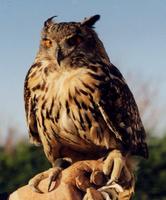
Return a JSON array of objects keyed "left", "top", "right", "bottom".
[{"left": 24, "top": 15, "right": 148, "bottom": 193}]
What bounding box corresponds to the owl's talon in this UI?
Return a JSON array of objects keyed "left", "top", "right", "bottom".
[
  {"left": 29, "top": 183, "right": 43, "bottom": 193},
  {"left": 28, "top": 157, "right": 72, "bottom": 193},
  {"left": 100, "top": 191, "right": 113, "bottom": 200},
  {"left": 98, "top": 184, "right": 120, "bottom": 200},
  {"left": 103, "top": 150, "right": 125, "bottom": 187},
  {"left": 103, "top": 150, "right": 125, "bottom": 177},
  {"left": 99, "top": 182, "right": 123, "bottom": 193},
  {"left": 97, "top": 150, "right": 125, "bottom": 199},
  {"left": 28, "top": 169, "right": 50, "bottom": 193},
  {"left": 108, "top": 182, "right": 123, "bottom": 193},
  {"left": 28, "top": 167, "right": 62, "bottom": 193},
  {"left": 47, "top": 167, "right": 62, "bottom": 192}
]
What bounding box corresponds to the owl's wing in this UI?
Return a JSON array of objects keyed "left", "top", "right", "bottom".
[
  {"left": 24, "top": 64, "right": 42, "bottom": 145},
  {"left": 97, "top": 63, "right": 148, "bottom": 158}
]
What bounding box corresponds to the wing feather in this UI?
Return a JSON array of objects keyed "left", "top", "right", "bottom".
[
  {"left": 24, "top": 63, "right": 42, "bottom": 145},
  {"left": 97, "top": 63, "right": 148, "bottom": 158}
]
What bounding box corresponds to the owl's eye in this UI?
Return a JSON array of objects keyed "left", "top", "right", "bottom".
[
  {"left": 42, "top": 38, "right": 52, "bottom": 48},
  {"left": 66, "top": 35, "right": 82, "bottom": 47}
]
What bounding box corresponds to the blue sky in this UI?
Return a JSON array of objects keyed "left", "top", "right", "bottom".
[{"left": 0, "top": 0, "right": 166, "bottom": 139}]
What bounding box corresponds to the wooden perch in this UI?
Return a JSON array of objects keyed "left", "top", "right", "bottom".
[{"left": 9, "top": 159, "right": 134, "bottom": 200}]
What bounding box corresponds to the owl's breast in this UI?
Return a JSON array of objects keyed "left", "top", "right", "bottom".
[
  {"left": 34, "top": 67, "right": 116, "bottom": 152},
  {"left": 47, "top": 68, "right": 102, "bottom": 149},
  {"left": 44, "top": 68, "right": 117, "bottom": 151}
]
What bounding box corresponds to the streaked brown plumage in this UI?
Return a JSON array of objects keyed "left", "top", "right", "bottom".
[{"left": 24, "top": 15, "right": 148, "bottom": 192}]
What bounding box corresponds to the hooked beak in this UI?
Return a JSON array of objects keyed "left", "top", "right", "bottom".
[{"left": 56, "top": 46, "right": 63, "bottom": 66}]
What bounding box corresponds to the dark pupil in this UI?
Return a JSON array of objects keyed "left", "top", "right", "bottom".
[{"left": 67, "top": 36, "right": 78, "bottom": 46}]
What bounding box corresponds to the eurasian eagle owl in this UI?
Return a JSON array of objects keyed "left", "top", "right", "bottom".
[{"left": 24, "top": 15, "right": 148, "bottom": 194}]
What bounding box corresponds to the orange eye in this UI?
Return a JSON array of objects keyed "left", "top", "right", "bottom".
[
  {"left": 67, "top": 35, "right": 82, "bottom": 47},
  {"left": 42, "top": 38, "right": 52, "bottom": 48}
]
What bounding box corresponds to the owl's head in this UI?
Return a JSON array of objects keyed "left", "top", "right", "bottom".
[{"left": 39, "top": 15, "right": 109, "bottom": 66}]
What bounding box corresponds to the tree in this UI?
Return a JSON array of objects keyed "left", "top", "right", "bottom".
[
  {"left": 134, "top": 135, "right": 166, "bottom": 200},
  {"left": 0, "top": 141, "right": 49, "bottom": 193}
]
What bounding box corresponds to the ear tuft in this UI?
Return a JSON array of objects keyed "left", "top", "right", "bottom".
[
  {"left": 81, "top": 15, "right": 100, "bottom": 28},
  {"left": 44, "top": 16, "right": 57, "bottom": 29}
]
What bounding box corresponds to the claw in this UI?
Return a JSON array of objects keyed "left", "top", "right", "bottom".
[
  {"left": 103, "top": 150, "right": 125, "bottom": 179},
  {"left": 29, "top": 183, "right": 43, "bottom": 193},
  {"left": 48, "top": 167, "right": 62, "bottom": 192},
  {"left": 100, "top": 191, "right": 112, "bottom": 200},
  {"left": 123, "top": 164, "right": 132, "bottom": 182},
  {"left": 28, "top": 167, "right": 62, "bottom": 193},
  {"left": 28, "top": 169, "right": 50, "bottom": 193},
  {"left": 108, "top": 157, "right": 125, "bottom": 185},
  {"left": 99, "top": 183, "right": 123, "bottom": 193},
  {"left": 28, "top": 157, "right": 72, "bottom": 193},
  {"left": 90, "top": 170, "right": 106, "bottom": 186},
  {"left": 98, "top": 184, "right": 120, "bottom": 200},
  {"left": 97, "top": 150, "right": 126, "bottom": 199}
]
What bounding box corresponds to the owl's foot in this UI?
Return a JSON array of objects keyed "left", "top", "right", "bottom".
[
  {"left": 28, "top": 157, "right": 72, "bottom": 193},
  {"left": 28, "top": 167, "right": 62, "bottom": 193},
  {"left": 97, "top": 150, "right": 126, "bottom": 199}
]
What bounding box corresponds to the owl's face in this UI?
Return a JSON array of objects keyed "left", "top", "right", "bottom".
[{"left": 39, "top": 15, "right": 102, "bottom": 65}]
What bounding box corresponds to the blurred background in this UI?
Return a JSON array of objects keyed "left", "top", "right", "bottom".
[{"left": 0, "top": 0, "right": 166, "bottom": 199}]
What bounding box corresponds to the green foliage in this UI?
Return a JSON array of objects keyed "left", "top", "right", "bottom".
[
  {"left": 0, "top": 135, "right": 166, "bottom": 199},
  {"left": 134, "top": 135, "right": 166, "bottom": 200},
  {"left": 0, "top": 141, "right": 50, "bottom": 193}
]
